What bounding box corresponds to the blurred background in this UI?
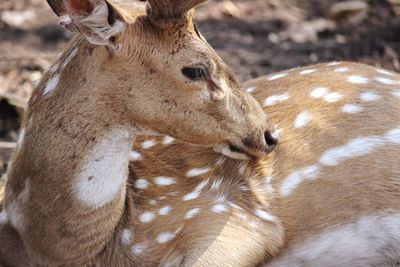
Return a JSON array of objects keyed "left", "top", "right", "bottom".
[{"left": 0, "top": 0, "right": 400, "bottom": 177}]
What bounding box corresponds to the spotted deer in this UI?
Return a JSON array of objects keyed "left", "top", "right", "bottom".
[
  {"left": 111, "top": 62, "right": 400, "bottom": 266},
  {"left": 0, "top": 2, "right": 399, "bottom": 267},
  {"left": 0, "top": 0, "right": 279, "bottom": 266}
]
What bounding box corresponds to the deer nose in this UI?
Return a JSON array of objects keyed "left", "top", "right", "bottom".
[{"left": 264, "top": 130, "right": 278, "bottom": 153}]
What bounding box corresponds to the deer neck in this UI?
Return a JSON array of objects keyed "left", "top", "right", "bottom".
[{"left": 4, "top": 39, "right": 140, "bottom": 264}]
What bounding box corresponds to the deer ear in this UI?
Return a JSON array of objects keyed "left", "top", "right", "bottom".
[{"left": 47, "top": 0, "right": 126, "bottom": 51}]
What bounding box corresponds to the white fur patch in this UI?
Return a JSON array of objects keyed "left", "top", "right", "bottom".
[
  {"left": 159, "top": 206, "right": 173, "bottom": 216},
  {"left": 186, "top": 167, "right": 210, "bottom": 178},
  {"left": 211, "top": 179, "right": 222, "bottom": 190},
  {"left": 254, "top": 209, "right": 276, "bottom": 222},
  {"left": 211, "top": 203, "right": 228, "bottom": 213},
  {"left": 121, "top": 229, "right": 134, "bottom": 245},
  {"left": 327, "top": 62, "right": 341, "bottom": 66},
  {"left": 185, "top": 208, "right": 201, "bottom": 219},
  {"left": 334, "top": 67, "right": 350, "bottom": 73},
  {"left": 44, "top": 73, "right": 60, "bottom": 96},
  {"left": 294, "top": 111, "right": 313, "bottom": 128},
  {"left": 263, "top": 92, "right": 290, "bottom": 106},
  {"left": 268, "top": 214, "right": 400, "bottom": 267},
  {"left": 347, "top": 75, "right": 369, "bottom": 84},
  {"left": 139, "top": 211, "right": 156, "bottom": 223},
  {"left": 280, "top": 165, "right": 320, "bottom": 197},
  {"left": 324, "top": 92, "right": 343, "bottom": 103},
  {"left": 141, "top": 139, "right": 157, "bottom": 149},
  {"left": 148, "top": 200, "right": 158, "bottom": 206},
  {"left": 182, "top": 180, "right": 209, "bottom": 201},
  {"left": 74, "top": 129, "right": 131, "bottom": 208},
  {"left": 17, "top": 128, "right": 25, "bottom": 148},
  {"left": 157, "top": 232, "right": 175, "bottom": 244},
  {"left": 154, "top": 176, "right": 176, "bottom": 186},
  {"left": 131, "top": 243, "right": 147, "bottom": 255},
  {"left": 267, "top": 73, "right": 288, "bottom": 81},
  {"left": 375, "top": 77, "right": 398, "bottom": 85},
  {"left": 310, "top": 87, "right": 329, "bottom": 99},
  {"left": 246, "top": 86, "right": 256, "bottom": 93},
  {"left": 299, "top": 69, "right": 316, "bottom": 75},
  {"left": 342, "top": 104, "right": 364, "bottom": 114},
  {"left": 0, "top": 211, "right": 8, "bottom": 224},
  {"left": 61, "top": 48, "right": 79, "bottom": 69},
  {"left": 135, "top": 178, "right": 149, "bottom": 190},
  {"left": 319, "top": 136, "right": 383, "bottom": 166},
  {"left": 129, "top": 150, "right": 142, "bottom": 161},
  {"left": 393, "top": 90, "right": 400, "bottom": 97},
  {"left": 359, "top": 91, "right": 381, "bottom": 102},
  {"left": 162, "top": 136, "right": 175, "bottom": 145},
  {"left": 376, "top": 68, "right": 395, "bottom": 76}
]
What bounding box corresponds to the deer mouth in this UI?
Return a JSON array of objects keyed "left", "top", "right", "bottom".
[{"left": 213, "top": 144, "right": 251, "bottom": 160}]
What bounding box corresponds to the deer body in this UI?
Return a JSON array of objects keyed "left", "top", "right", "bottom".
[{"left": 116, "top": 62, "right": 400, "bottom": 266}]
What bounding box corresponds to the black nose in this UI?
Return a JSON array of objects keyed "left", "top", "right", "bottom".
[{"left": 264, "top": 130, "right": 278, "bottom": 153}]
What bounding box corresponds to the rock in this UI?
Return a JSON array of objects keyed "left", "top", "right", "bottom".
[{"left": 329, "top": 1, "right": 369, "bottom": 25}]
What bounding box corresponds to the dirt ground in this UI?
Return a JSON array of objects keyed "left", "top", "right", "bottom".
[{"left": 0, "top": 0, "right": 400, "bottom": 175}]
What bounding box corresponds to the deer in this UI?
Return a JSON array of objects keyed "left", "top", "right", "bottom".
[
  {"left": 0, "top": 0, "right": 279, "bottom": 266},
  {"left": 1, "top": 2, "right": 400, "bottom": 267}
]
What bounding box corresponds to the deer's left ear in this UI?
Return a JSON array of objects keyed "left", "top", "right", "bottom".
[{"left": 47, "top": 0, "right": 126, "bottom": 51}]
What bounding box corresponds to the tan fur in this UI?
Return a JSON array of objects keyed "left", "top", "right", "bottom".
[
  {"left": 1, "top": 0, "right": 275, "bottom": 266},
  {"left": 2, "top": 60, "right": 400, "bottom": 265}
]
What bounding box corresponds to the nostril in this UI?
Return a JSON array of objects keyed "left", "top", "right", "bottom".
[{"left": 264, "top": 130, "right": 278, "bottom": 152}]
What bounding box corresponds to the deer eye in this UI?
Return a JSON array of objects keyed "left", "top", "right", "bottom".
[{"left": 182, "top": 67, "right": 207, "bottom": 81}]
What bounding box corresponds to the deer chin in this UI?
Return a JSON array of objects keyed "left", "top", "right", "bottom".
[{"left": 213, "top": 145, "right": 250, "bottom": 160}]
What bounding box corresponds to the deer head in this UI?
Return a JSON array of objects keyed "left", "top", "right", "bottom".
[{"left": 46, "top": 0, "right": 278, "bottom": 158}]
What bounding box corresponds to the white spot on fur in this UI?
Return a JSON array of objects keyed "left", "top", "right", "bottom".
[
  {"left": 310, "top": 87, "right": 329, "bottom": 99},
  {"left": 157, "top": 232, "right": 175, "bottom": 244},
  {"left": 334, "top": 67, "right": 349, "bottom": 73},
  {"left": 268, "top": 214, "right": 400, "bottom": 267},
  {"left": 131, "top": 243, "right": 147, "bottom": 255},
  {"left": 61, "top": 48, "right": 79, "bottom": 69},
  {"left": 129, "top": 150, "right": 142, "bottom": 161},
  {"left": 17, "top": 128, "right": 25, "bottom": 147},
  {"left": 211, "top": 203, "right": 228, "bottom": 213},
  {"left": 375, "top": 77, "right": 398, "bottom": 85},
  {"left": 135, "top": 178, "right": 149, "bottom": 190},
  {"left": 254, "top": 209, "right": 276, "bottom": 221},
  {"left": 246, "top": 87, "right": 256, "bottom": 93},
  {"left": 182, "top": 180, "right": 209, "bottom": 201},
  {"left": 359, "top": 91, "right": 381, "bottom": 102},
  {"left": 342, "top": 104, "right": 364, "bottom": 114},
  {"left": 393, "top": 90, "right": 400, "bottom": 97},
  {"left": 159, "top": 206, "right": 172, "bottom": 216},
  {"left": 186, "top": 167, "right": 210, "bottom": 178},
  {"left": 299, "top": 69, "right": 316, "bottom": 75},
  {"left": 74, "top": 128, "right": 131, "bottom": 208},
  {"left": 148, "top": 200, "right": 158, "bottom": 206},
  {"left": 319, "top": 136, "right": 383, "bottom": 166},
  {"left": 185, "top": 208, "right": 201, "bottom": 219},
  {"left": 158, "top": 196, "right": 167, "bottom": 200},
  {"left": 280, "top": 165, "right": 320, "bottom": 197},
  {"left": 327, "top": 62, "right": 341, "bottom": 66},
  {"left": 139, "top": 211, "right": 156, "bottom": 223},
  {"left": 121, "top": 229, "right": 134, "bottom": 245},
  {"left": 294, "top": 111, "right": 313, "bottom": 128},
  {"left": 44, "top": 74, "right": 60, "bottom": 96},
  {"left": 211, "top": 179, "right": 222, "bottom": 190},
  {"left": 142, "top": 140, "right": 157, "bottom": 149},
  {"left": 48, "top": 64, "right": 59, "bottom": 75},
  {"left": 263, "top": 92, "right": 290, "bottom": 106},
  {"left": 324, "top": 92, "right": 343, "bottom": 103},
  {"left": 267, "top": 73, "right": 288, "bottom": 81},
  {"left": 347, "top": 75, "right": 369, "bottom": 84},
  {"left": 0, "top": 211, "right": 8, "bottom": 224},
  {"left": 376, "top": 68, "right": 395, "bottom": 76},
  {"left": 385, "top": 128, "right": 400, "bottom": 144},
  {"left": 154, "top": 176, "right": 176, "bottom": 186},
  {"left": 162, "top": 136, "right": 175, "bottom": 145}
]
